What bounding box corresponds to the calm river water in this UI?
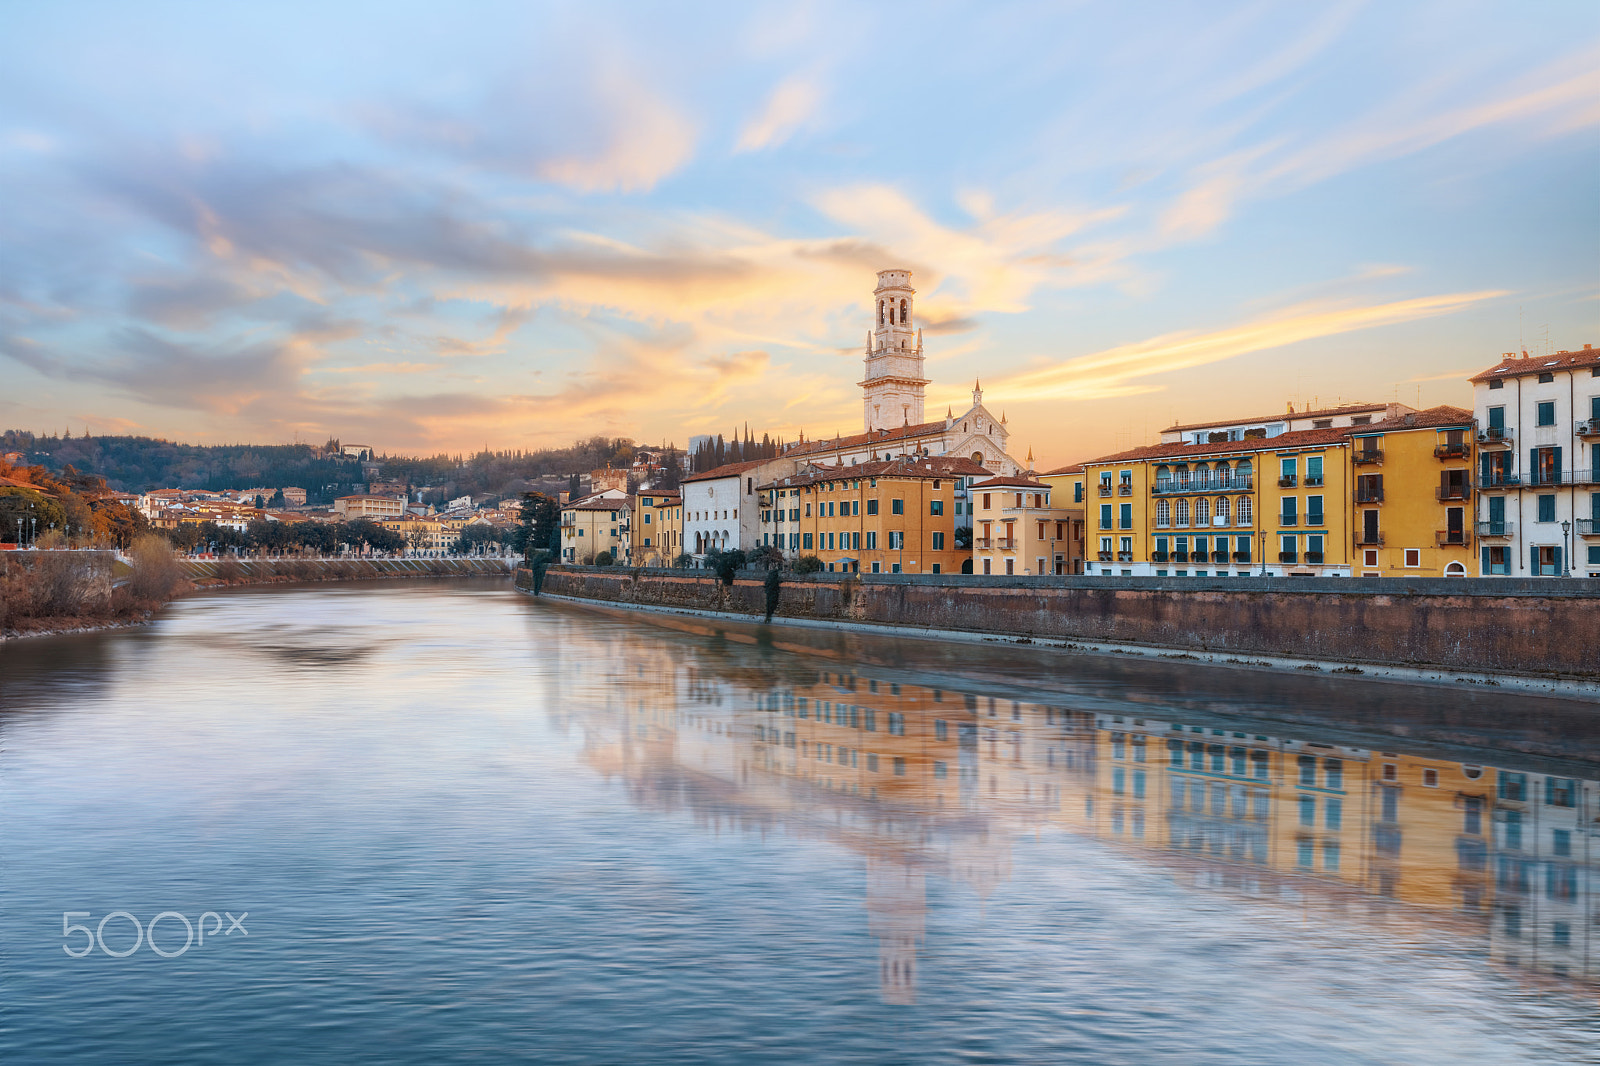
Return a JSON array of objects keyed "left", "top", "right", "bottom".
[{"left": 2, "top": 580, "right": 1597, "bottom": 1064}]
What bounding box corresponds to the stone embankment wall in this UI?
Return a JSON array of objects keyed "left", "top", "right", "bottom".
[
  {"left": 525, "top": 566, "right": 1600, "bottom": 680},
  {"left": 180, "top": 557, "right": 513, "bottom": 584}
]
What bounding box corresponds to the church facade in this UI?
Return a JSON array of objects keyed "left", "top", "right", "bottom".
[{"left": 784, "top": 269, "right": 1020, "bottom": 476}]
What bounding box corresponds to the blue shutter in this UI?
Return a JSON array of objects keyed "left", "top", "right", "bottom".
[
  {"left": 1555, "top": 547, "right": 1563, "bottom": 574},
  {"left": 1481, "top": 546, "right": 1491, "bottom": 575},
  {"left": 1554, "top": 447, "right": 1562, "bottom": 482},
  {"left": 1530, "top": 546, "right": 1539, "bottom": 574},
  {"left": 1530, "top": 449, "right": 1538, "bottom": 484},
  {"left": 1480, "top": 454, "right": 1491, "bottom": 483}
]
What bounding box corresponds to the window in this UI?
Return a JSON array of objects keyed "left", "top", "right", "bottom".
[
  {"left": 935, "top": 719, "right": 947, "bottom": 741},
  {"left": 1546, "top": 777, "right": 1575, "bottom": 807},
  {"left": 931, "top": 532, "right": 944, "bottom": 550},
  {"left": 1299, "top": 796, "right": 1316, "bottom": 827},
  {"left": 1099, "top": 504, "right": 1112, "bottom": 529},
  {"left": 888, "top": 712, "right": 905, "bottom": 736},
  {"left": 1326, "top": 797, "right": 1342, "bottom": 830},
  {"left": 1119, "top": 503, "right": 1132, "bottom": 529},
  {"left": 1195, "top": 498, "right": 1210, "bottom": 525},
  {"left": 893, "top": 757, "right": 905, "bottom": 776},
  {"left": 1237, "top": 496, "right": 1252, "bottom": 525},
  {"left": 1537, "top": 372, "right": 1554, "bottom": 384},
  {"left": 865, "top": 499, "right": 878, "bottom": 516},
  {"left": 1175, "top": 499, "right": 1189, "bottom": 527},
  {"left": 892, "top": 499, "right": 904, "bottom": 515},
  {"left": 1538, "top": 495, "right": 1556, "bottom": 522},
  {"left": 1404, "top": 548, "right": 1421, "bottom": 567},
  {"left": 1422, "top": 767, "right": 1438, "bottom": 787},
  {"left": 1324, "top": 759, "right": 1342, "bottom": 789},
  {"left": 1552, "top": 829, "right": 1571, "bottom": 857},
  {"left": 1306, "top": 496, "right": 1324, "bottom": 525},
  {"left": 1489, "top": 379, "right": 1504, "bottom": 390},
  {"left": 982, "top": 493, "right": 992, "bottom": 509},
  {"left": 929, "top": 499, "right": 943, "bottom": 515},
  {"left": 1298, "top": 755, "right": 1316, "bottom": 787},
  {"left": 1537, "top": 401, "right": 1556, "bottom": 426},
  {"left": 1498, "top": 772, "right": 1526, "bottom": 801}
]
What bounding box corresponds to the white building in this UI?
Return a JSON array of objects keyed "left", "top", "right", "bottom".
[
  {"left": 782, "top": 270, "right": 1020, "bottom": 479},
  {"left": 681, "top": 457, "right": 796, "bottom": 561},
  {"left": 1469, "top": 345, "right": 1599, "bottom": 577}
]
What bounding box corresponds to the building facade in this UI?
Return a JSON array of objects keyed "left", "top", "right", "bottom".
[
  {"left": 333, "top": 494, "right": 407, "bottom": 519},
  {"left": 1470, "top": 346, "right": 1600, "bottom": 578},
  {"left": 758, "top": 456, "right": 985, "bottom": 574},
  {"left": 630, "top": 490, "right": 682, "bottom": 567},
  {"left": 682, "top": 457, "right": 796, "bottom": 561},
  {"left": 560, "top": 489, "right": 632, "bottom": 564},
  {"left": 969, "top": 474, "right": 1084, "bottom": 575},
  {"left": 1344, "top": 406, "right": 1476, "bottom": 577}
]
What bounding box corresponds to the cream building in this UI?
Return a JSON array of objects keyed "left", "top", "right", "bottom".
[{"left": 560, "top": 489, "right": 632, "bottom": 564}]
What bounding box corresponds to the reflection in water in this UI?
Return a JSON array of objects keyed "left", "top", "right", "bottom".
[
  {"left": 569, "top": 623, "right": 1599, "bottom": 1004},
  {"left": 4, "top": 582, "right": 1597, "bottom": 1063}
]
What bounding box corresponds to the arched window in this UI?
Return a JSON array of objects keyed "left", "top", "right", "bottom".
[
  {"left": 1236, "top": 460, "right": 1253, "bottom": 488},
  {"left": 899, "top": 299, "right": 908, "bottom": 324},
  {"left": 1155, "top": 464, "right": 1170, "bottom": 492},
  {"left": 1156, "top": 500, "right": 1170, "bottom": 528},
  {"left": 1215, "top": 461, "right": 1231, "bottom": 488},
  {"left": 1195, "top": 498, "right": 1210, "bottom": 526},
  {"left": 970, "top": 451, "right": 985, "bottom": 464},
  {"left": 1174, "top": 499, "right": 1189, "bottom": 527},
  {"left": 1214, "top": 496, "right": 1229, "bottom": 524},
  {"left": 1237, "top": 496, "right": 1252, "bottom": 525},
  {"left": 1174, "top": 463, "right": 1189, "bottom": 489},
  {"left": 1445, "top": 561, "right": 1466, "bottom": 576},
  {"left": 879, "top": 301, "right": 885, "bottom": 325},
  {"left": 1193, "top": 463, "right": 1209, "bottom": 490}
]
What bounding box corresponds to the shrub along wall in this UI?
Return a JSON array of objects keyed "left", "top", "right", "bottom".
[{"left": 527, "top": 566, "right": 1600, "bottom": 680}]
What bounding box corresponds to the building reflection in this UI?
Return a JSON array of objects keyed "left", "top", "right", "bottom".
[{"left": 561, "top": 636, "right": 1597, "bottom": 1002}]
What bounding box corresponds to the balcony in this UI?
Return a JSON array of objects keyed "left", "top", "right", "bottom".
[
  {"left": 1098, "top": 484, "right": 1114, "bottom": 497},
  {"left": 1527, "top": 470, "right": 1600, "bottom": 486},
  {"left": 1278, "top": 475, "right": 1297, "bottom": 488},
  {"left": 1578, "top": 519, "right": 1598, "bottom": 536},
  {"left": 1233, "top": 551, "right": 1252, "bottom": 562},
  {"left": 1474, "top": 521, "right": 1514, "bottom": 539},
  {"left": 1353, "top": 449, "right": 1384, "bottom": 466},
  {"left": 1435, "top": 530, "right": 1471, "bottom": 547},
  {"left": 1151, "top": 551, "right": 1169, "bottom": 562},
  {"left": 1578, "top": 419, "right": 1600, "bottom": 439},
  {"left": 1354, "top": 532, "right": 1384, "bottom": 547},
  {"left": 1118, "top": 483, "right": 1133, "bottom": 496},
  {"left": 975, "top": 537, "right": 995, "bottom": 548},
  {"left": 1306, "top": 552, "right": 1325, "bottom": 564},
  {"left": 1211, "top": 551, "right": 1230, "bottom": 563},
  {"left": 1477, "top": 472, "right": 1520, "bottom": 490},
  {"left": 1172, "top": 551, "right": 1190, "bottom": 563},
  {"left": 1433, "top": 442, "right": 1469, "bottom": 459},
  {"left": 1152, "top": 476, "right": 1254, "bottom": 495},
  {"left": 1117, "top": 551, "right": 1134, "bottom": 562},
  {"left": 1304, "top": 476, "right": 1324, "bottom": 487},
  {"left": 1279, "top": 551, "right": 1298, "bottom": 563},
  {"left": 1355, "top": 490, "right": 1385, "bottom": 504},
  {"left": 995, "top": 538, "right": 1018, "bottom": 550},
  {"left": 1097, "top": 550, "right": 1113, "bottom": 561},
  {"left": 1436, "top": 485, "right": 1471, "bottom": 501},
  {"left": 1306, "top": 513, "right": 1325, "bottom": 528},
  {"left": 1476, "top": 427, "right": 1513, "bottom": 449},
  {"left": 1279, "top": 514, "right": 1298, "bottom": 526}
]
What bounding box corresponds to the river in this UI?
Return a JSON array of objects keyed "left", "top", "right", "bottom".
[{"left": 2, "top": 579, "right": 1596, "bottom": 1064}]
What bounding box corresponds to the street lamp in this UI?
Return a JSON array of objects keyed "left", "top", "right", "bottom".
[{"left": 1561, "top": 519, "right": 1572, "bottom": 578}]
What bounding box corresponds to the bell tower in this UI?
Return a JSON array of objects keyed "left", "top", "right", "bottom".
[{"left": 860, "top": 269, "right": 928, "bottom": 432}]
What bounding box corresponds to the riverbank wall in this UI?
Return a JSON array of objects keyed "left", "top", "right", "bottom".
[
  {"left": 178, "top": 556, "right": 513, "bottom": 585},
  {"left": 523, "top": 566, "right": 1600, "bottom": 683}
]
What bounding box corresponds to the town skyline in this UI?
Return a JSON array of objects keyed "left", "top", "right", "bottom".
[{"left": 4, "top": 3, "right": 1596, "bottom": 467}]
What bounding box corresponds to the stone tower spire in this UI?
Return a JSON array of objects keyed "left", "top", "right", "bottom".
[{"left": 860, "top": 269, "right": 928, "bottom": 432}]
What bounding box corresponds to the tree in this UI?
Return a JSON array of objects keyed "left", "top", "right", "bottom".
[
  {"left": 749, "top": 543, "right": 784, "bottom": 570},
  {"left": 673, "top": 552, "right": 694, "bottom": 568},
  {"left": 405, "top": 527, "right": 431, "bottom": 555},
  {"left": 454, "top": 523, "right": 504, "bottom": 554},
  {"left": 126, "top": 533, "right": 183, "bottom": 603},
  {"left": 704, "top": 548, "right": 745, "bottom": 586},
  {"left": 791, "top": 555, "right": 823, "bottom": 574},
  {"left": 763, "top": 568, "right": 782, "bottom": 622},
  {"left": 515, "top": 492, "right": 560, "bottom": 563},
  {"left": 594, "top": 550, "right": 614, "bottom": 566}
]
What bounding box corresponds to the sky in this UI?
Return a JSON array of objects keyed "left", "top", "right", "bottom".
[{"left": 3, "top": 1, "right": 1597, "bottom": 467}]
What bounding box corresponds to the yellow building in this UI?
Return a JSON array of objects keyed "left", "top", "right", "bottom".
[
  {"left": 969, "top": 474, "right": 1084, "bottom": 575},
  {"left": 379, "top": 515, "right": 452, "bottom": 554},
  {"left": 559, "top": 491, "right": 632, "bottom": 564},
  {"left": 1079, "top": 426, "right": 1356, "bottom": 577},
  {"left": 630, "top": 490, "right": 683, "bottom": 567},
  {"left": 1344, "top": 406, "right": 1476, "bottom": 577},
  {"left": 757, "top": 456, "right": 985, "bottom": 574}
]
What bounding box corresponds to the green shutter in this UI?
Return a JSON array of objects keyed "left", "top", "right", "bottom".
[
  {"left": 1481, "top": 546, "right": 1491, "bottom": 574},
  {"left": 1530, "top": 546, "right": 1539, "bottom": 574},
  {"left": 1554, "top": 446, "right": 1562, "bottom": 481}
]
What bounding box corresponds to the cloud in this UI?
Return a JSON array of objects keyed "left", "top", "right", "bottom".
[
  {"left": 735, "top": 76, "right": 823, "bottom": 152},
  {"left": 980, "top": 289, "right": 1508, "bottom": 402}
]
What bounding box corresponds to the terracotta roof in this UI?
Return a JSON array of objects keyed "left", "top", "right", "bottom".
[
  {"left": 680, "top": 458, "right": 776, "bottom": 484},
  {"left": 1167, "top": 402, "right": 1389, "bottom": 433},
  {"left": 0, "top": 475, "right": 46, "bottom": 491},
  {"left": 1469, "top": 347, "right": 1599, "bottom": 383},
  {"left": 1085, "top": 425, "right": 1353, "bottom": 465},
  {"left": 568, "top": 498, "right": 632, "bottom": 512},
  {"left": 1353, "top": 405, "right": 1474, "bottom": 433},
  {"left": 971, "top": 474, "right": 1050, "bottom": 489},
  {"left": 1038, "top": 463, "right": 1086, "bottom": 476},
  {"left": 782, "top": 419, "right": 950, "bottom": 458},
  {"left": 758, "top": 455, "right": 988, "bottom": 491}
]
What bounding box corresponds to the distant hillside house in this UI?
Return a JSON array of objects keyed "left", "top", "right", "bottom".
[{"left": 333, "top": 494, "right": 407, "bottom": 519}]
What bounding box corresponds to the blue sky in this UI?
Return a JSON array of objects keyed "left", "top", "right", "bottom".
[{"left": 3, "top": 1, "right": 1596, "bottom": 465}]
